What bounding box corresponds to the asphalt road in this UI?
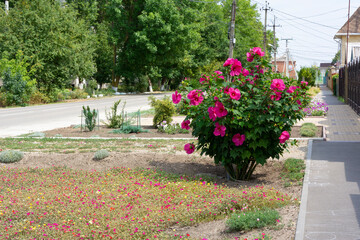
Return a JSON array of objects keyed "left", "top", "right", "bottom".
[{"left": 0, "top": 94, "right": 169, "bottom": 137}]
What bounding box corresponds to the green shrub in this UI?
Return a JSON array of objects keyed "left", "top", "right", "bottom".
[
  {"left": 104, "top": 100, "right": 126, "bottom": 128},
  {"left": 70, "top": 89, "right": 88, "bottom": 99},
  {"left": 226, "top": 209, "right": 280, "bottom": 231},
  {"left": 110, "top": 125, "right": 149, "bottom": 134},
  {"left": 82, "top": 106, "right": 98, "bottom": 131},
  {"left": 0, "top": 150, "right": 24, "bottom": 163},
  {"left": 94, "top": 149, "right": 109, "bottom": 160},
  {"left": 1, "top": 69, "right": 31, "bottom": 106},
  {"left": 300, "top": 123, "right": 317, "bottom": 137},
  {"left": 157, "top": 121, "right": 189, "bottom": 134},
  {"left": 149, "top": 96, "right": 176, "bottom": 127},
  {"left": 29, "top": 90, "right": 50, "bottom": 104}
]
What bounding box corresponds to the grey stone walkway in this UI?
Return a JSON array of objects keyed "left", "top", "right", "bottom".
[
  {"left": 296, "top": 85, "right": 360, "bottom": 240},
  {"left": 316, "top": 86, "right": 360, "bottom": 141}
]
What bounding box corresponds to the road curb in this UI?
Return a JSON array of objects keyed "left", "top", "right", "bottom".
[{"left": 295, "top": 139, "right": 313, "bottom": 240}]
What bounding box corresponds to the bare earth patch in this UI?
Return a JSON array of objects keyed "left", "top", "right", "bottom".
[
  {"left": 40, "top": 124, "right": 322, "bottom": 139},
  {"left": 1, "top": 140, "right": 308, "bottom": 240}
]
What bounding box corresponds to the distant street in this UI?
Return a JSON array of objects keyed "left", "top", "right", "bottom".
[{"left": 0, "top": 94, "right": 169, "bottom": 137}]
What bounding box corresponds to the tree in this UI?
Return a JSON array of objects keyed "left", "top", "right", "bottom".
[
  {"left": 0, "top": 0, "right": 96, "bottom": 92},
  {"left": 331, "top": 50, "right": 340, "bottom": 65},
  {"left": 297, "top": 66, "right": 319, "bottom": 86}
]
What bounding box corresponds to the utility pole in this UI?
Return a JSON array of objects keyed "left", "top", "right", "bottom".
[
  {"left": 268, "top": 16, "right": 281, "bottom": 72},
  {"left": 228, "top": 0, "right": 236, "bottom": 59},
  {"left": 281, "top": 38, "right": 293, "bottom": 78},
  {"left": 345, "top": 0, "right": 350, "bottom": 103},
  {"left": 262, "top": 1, "right": 271, "bottom": 56},
  {"left": 5, "top": 1, "right": 9, "bottom": 14}
]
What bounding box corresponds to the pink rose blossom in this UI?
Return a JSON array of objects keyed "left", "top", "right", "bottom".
[
  {"left": 270, "top": 91, "right": 282, "bottom": 101},
  {"left": 181, "top": 120, "right": 191, "bottom": 130},
  {"left": 218, "top": 75, "right": 225, "bottom": 80},
  {"left": 253, "top": 47, "right": 265, "bottom": 57},
  {"left": 214, "top": 101, "right": 228, "bottom": 118},
  {"left": 208, "top": 107, "right": 217, "bottom": 121},
  {"left": 230, "top": 59, "right": 242, "bottom": 76},
  {"left": 232, "top": 134, "right": 246, "bottom": 146},
  {"left": 296, "top": 100, "right": 302, "bottom": 105},
  {"left": 187, "top": 90, "right": 204, "bottom": 106},
  {"left": 228, "top": 88, "right": 241, "bottom": 100},
  {"left": 172, "top": 91, "right": 182, "bottom": 104},
  {"left": 242, "top": 68, "right": 250, "bottom": 77},
  {"left": 199, "top": 77, "right": 206, "bottom": 84},
  {"left": 246, "top": 52, "right": 254, "bottom": 62},
  {"left": 301, "top": 81, "right": 308, "bottom": 86},
  {"left": 223, "top": 58, "right": 235, "bottom": 67},
  {"left": 214, "top": 70, "right": 223, "bottom": 75},
  {"left": 271, "top": 79, "right": 286, "bottom": 91},
  {"left": 279, "top": 131, "right": 290, "bottom": 144},
  {"left": 184, "top": 143, "right": 195, "bottom": 154},
  {"left": 223, "top": 87, "right": 230, "bottom": 94},
  {"left": 213, "top": 122, "right": 226, "bottom": 137},
  {"left": 286, "top": 86, "right": 297, "bottom": 93}
]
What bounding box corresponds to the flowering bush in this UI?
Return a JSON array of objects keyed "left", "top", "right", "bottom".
[
  {"left": 303, "top": 98, "right": 328, "bottom": 116},
  {"left": 174, "top": 48, "right": 310, "bottom": 180}
]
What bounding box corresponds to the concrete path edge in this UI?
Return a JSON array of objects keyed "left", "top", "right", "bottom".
[{"left": 295, "top": 139, "right": 313, "bottom": 240}]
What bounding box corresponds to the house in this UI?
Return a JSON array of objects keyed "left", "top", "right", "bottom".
[
  {"left": 271, "top": 54, "right": 297, "bottom": 79},
  {"left": 319, "top": 63, "right": 332, "bottom": 84},
  {"left": 334, "top": 7, "right": 360, "bottom": 66}
]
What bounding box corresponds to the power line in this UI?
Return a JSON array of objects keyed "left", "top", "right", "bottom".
[{"left": 281, "top": 8, "right": 348, "bottom": 20}]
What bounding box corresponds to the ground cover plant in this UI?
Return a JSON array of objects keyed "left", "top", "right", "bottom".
[
  {"left": 300, "top": 123, "right": 317, "bottom": 137},
  {"left": 0, "top": 167, "right": 292, "bottom": 239},
  {"left": 303, "top": 99, "right": 328, "bottom": 116},
  {"left": 280, "top": 158, "right": 306, "bottom": 187},
  {"left": 175, "top": 48, "right": 310, "bottom": 180}
]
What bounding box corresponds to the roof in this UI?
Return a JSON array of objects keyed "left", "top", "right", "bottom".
[
  {"left": 320, "top": 63, "right": 332, "bottom": 68},
  {"left": 335, "top": 7, "right": 360, "bottom": 38}
]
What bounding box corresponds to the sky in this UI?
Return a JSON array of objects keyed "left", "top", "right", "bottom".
[{"left": 250, "top": 0, "right": 360, "bottom": 69}]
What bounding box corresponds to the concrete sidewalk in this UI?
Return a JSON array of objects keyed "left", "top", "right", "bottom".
[{"left": 296, "top": 85, "right": 360, "bottom": 240}]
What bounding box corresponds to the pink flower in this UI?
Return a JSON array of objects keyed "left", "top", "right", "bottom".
[
  {"left": 296, "top": 100, "right": 302, "bottom": 105},
  {"left": 230, "top": 59, "right": 242, "bottom": 76},
  {"left": 187, "top": 90, "right": 204, "bottom": 106},
  {"left": 253, "top": 47, "right": 265, "bottom": 57},
  {"left": 301, "top": 81, "right": 308, "bottom": 86},
  {"left": 214, "top": 101, "right": 228, "bottom": 118},
  {"left": 242, "top": 68, "right": 250, "bottom": 77},
  {"left": 181, "top": 120, "right": 190, "bottom": 130},
  {"left": 199, "top": 77, "right": 206, "bottom": 84},
  {"left": 246, "top": 52, "right": 254, "bottom": 62},
  {"left": 172, "top": 91, "right": 182, "bottom": 104},
  {"left": 208, "top": 107, "right": 217, "bottom": 121},
  {"left": 218, "top": 75, "right": 225, "bottom": 80},
  {"left": 223, "top": 87, "right": 230, "bottom": 94},
  {"left": 228, "top": 88, "right": 241, "bottom": 100},
  {"left": 271, "top": 79, "right": 286, "bottom": 91},
  {"left": 184, "top": 143, "right": 195, "bottom": 154},
  {"left": 223, "top": 58, "right": 235, "bottom": 67},
  {"left": 232, "top": 134, "right": 246, "bottom": 146},
  {"left": 270, "top": 91, "right": 282, "bottom": 101},
  {"left": 214, "top": 70, "right": 223, "bottom": 75},
  {"left": 286, "top": 86, "right": 297, "bottom": 93},
  {"left": 213, "top": 122, "right": 226, "bottom": 137},
  {"left": 279, "top": 131, "right": 290, "bottom": 144}
]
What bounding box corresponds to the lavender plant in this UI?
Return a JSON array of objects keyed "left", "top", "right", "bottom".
[{"left": 303, "top": 99, "right": 328, "bottom": 116}]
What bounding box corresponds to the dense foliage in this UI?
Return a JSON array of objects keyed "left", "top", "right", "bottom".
[
  {"left": 0, "top": 0, "right": 271, "bottom": 106},
  {"left": 297, "top": 66, "right": 320, "bottom": 86},
  {"left": 175, "top": 48, "right": 310, "bottom": 180}
]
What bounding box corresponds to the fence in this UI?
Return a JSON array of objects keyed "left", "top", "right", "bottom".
[{"left": 339, "top": 59, "right": 360, "bottom": 115}]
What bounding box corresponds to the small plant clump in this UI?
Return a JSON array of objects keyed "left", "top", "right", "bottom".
[
  {"left": 0, "top": 150, "right": 24, "bottom": 163},
  {"left": 281, "top": 158, "right": 306, "bottom": 187},
  {"left": 226, "top": 208, "right": 280, "bottom": 231},
  {"left": 300, "top": 122, "right": 317, "bottom": 137},
  {"left": 104, "top": 99, "right": 126, "bottom": 128},
  {"left": 93, "top": 149, "right": 110, "bottom": 160},
  {"left": 82, "top": 106, "right": 98, "bottom": 131},
  {"left": 149, "top": 96, "right": 176, "bottom": 127},
  {"left": 157, "top": 120, "right": 190, "bottom": 134},
  {"left": 110, "top": 125, "right": 149, "bottom": 134}
]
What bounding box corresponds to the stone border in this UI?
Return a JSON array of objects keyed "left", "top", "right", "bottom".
[{"left": 295, "top": 139, "right": 313, "bottom": 240}]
